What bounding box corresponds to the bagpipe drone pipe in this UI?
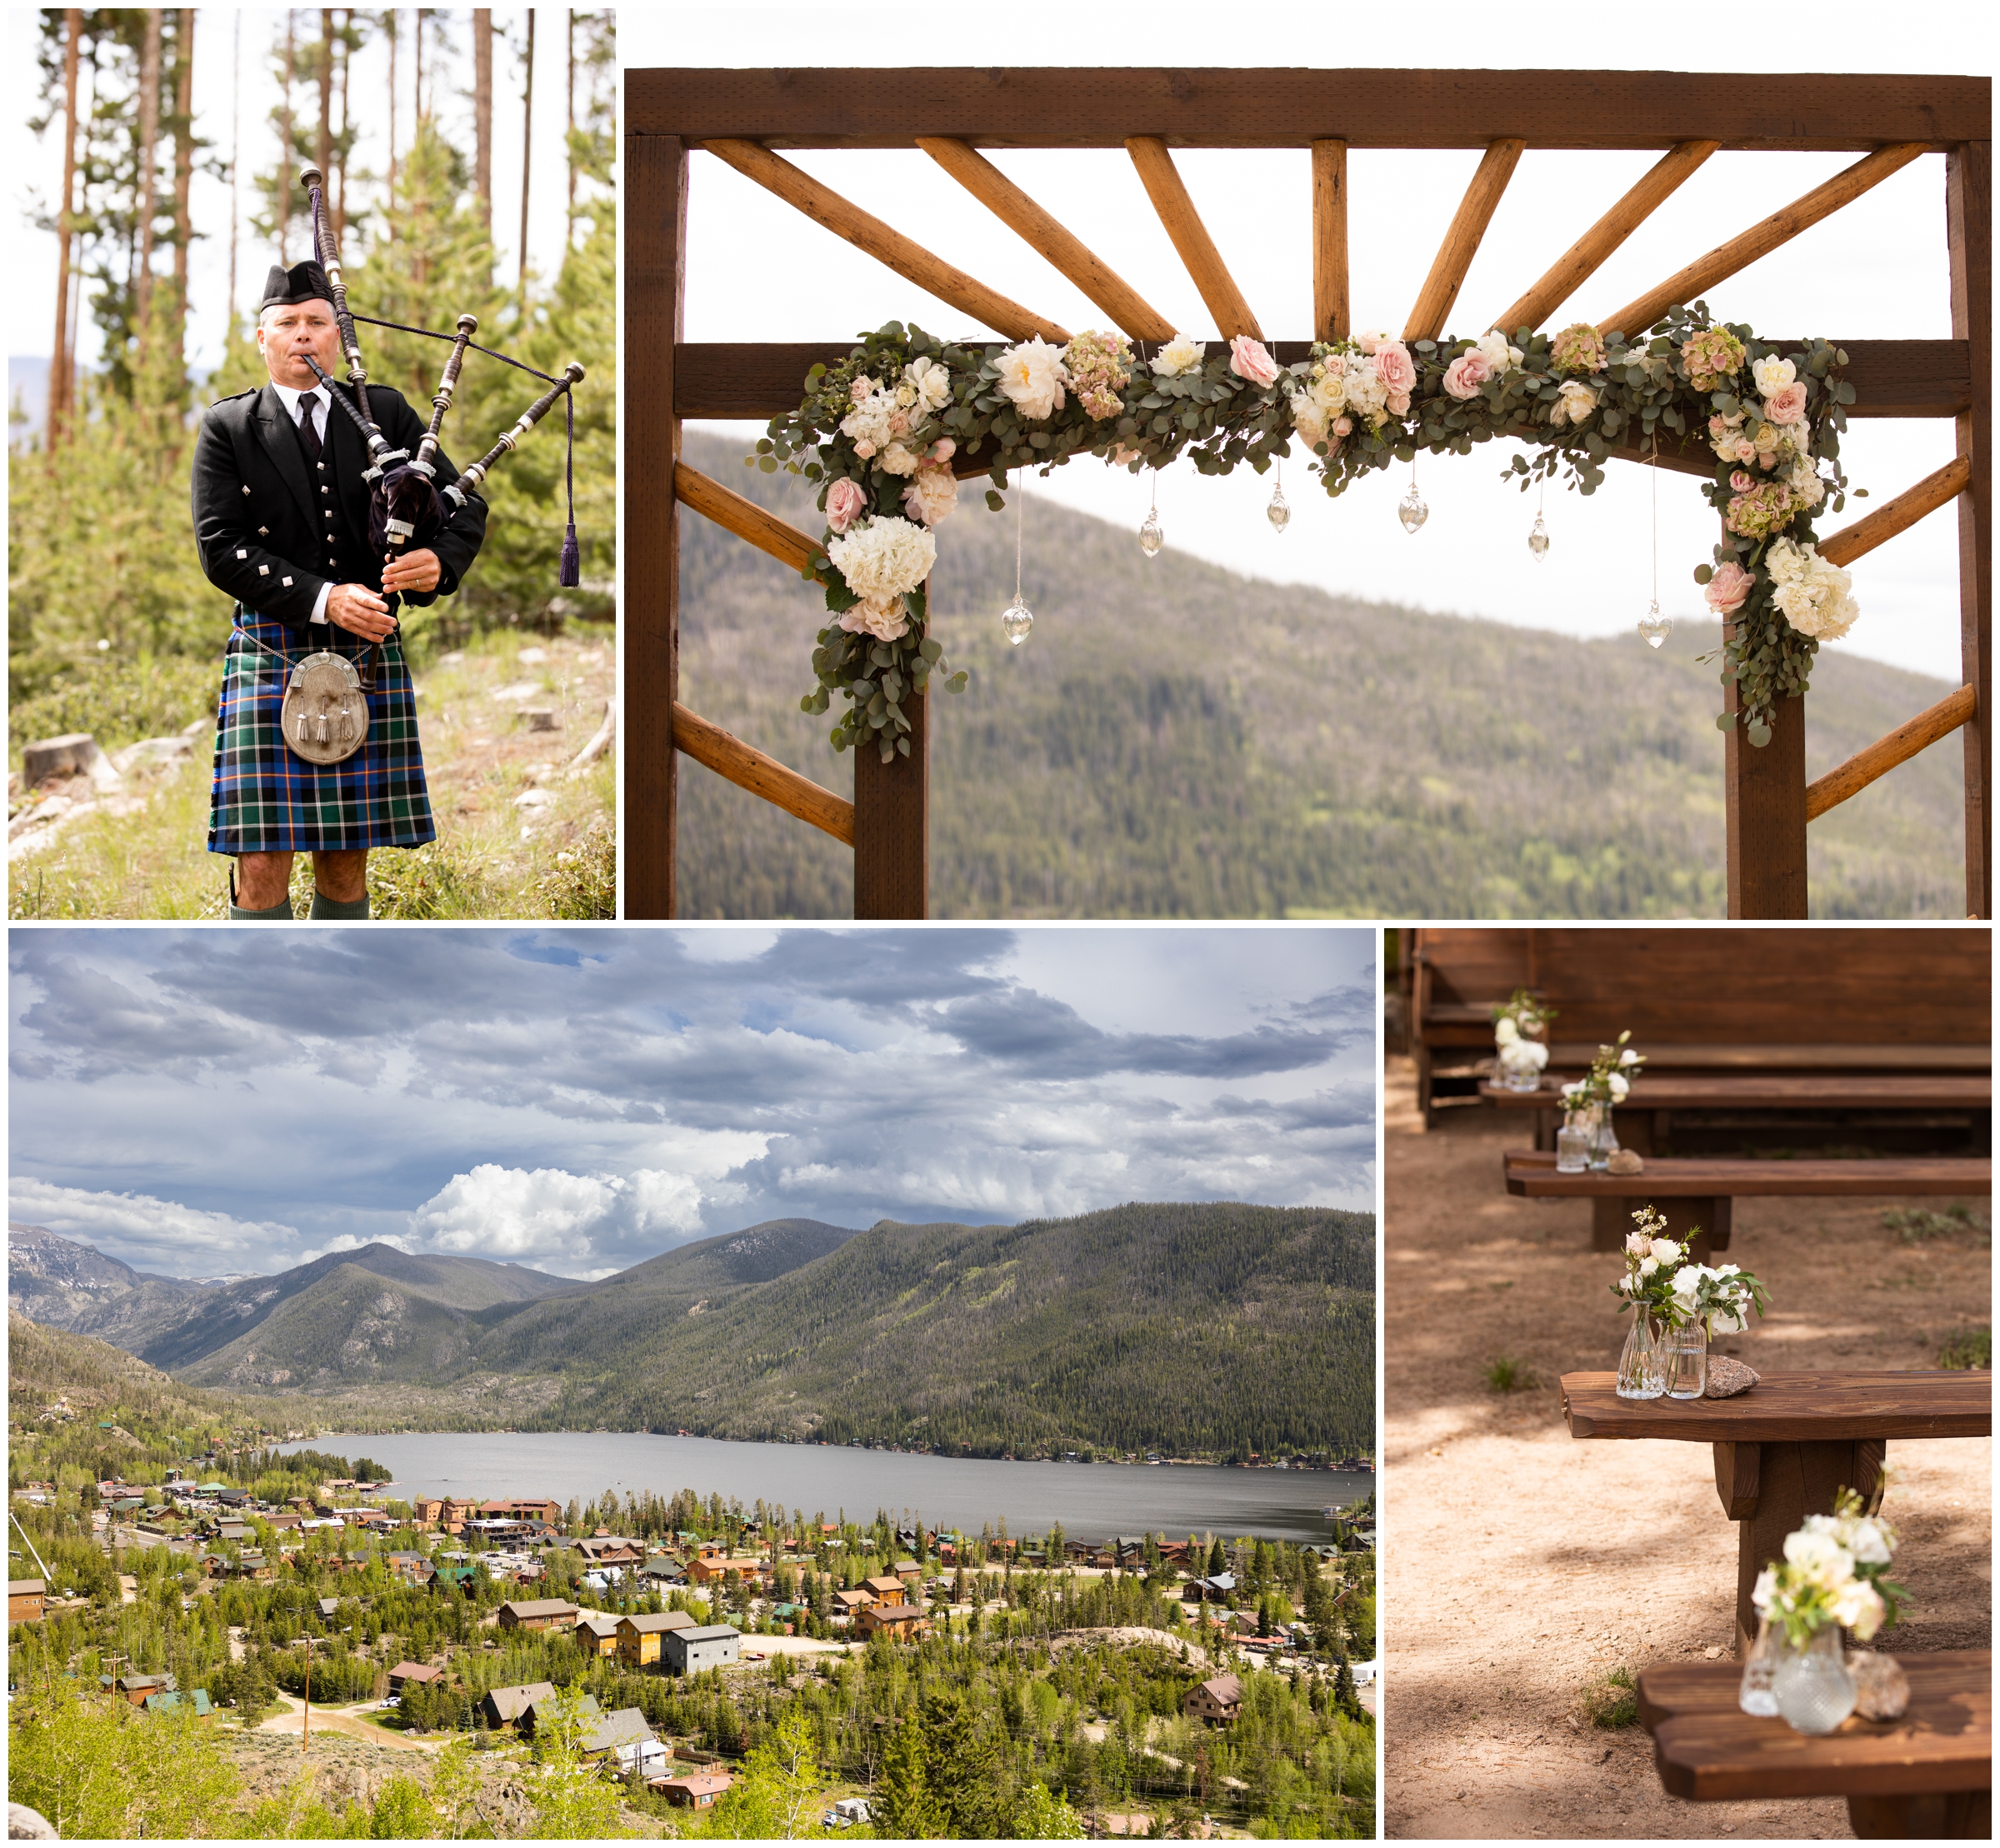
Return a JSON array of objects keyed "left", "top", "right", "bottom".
[{"left": 298, "top": 165, "right": 587, "bottom": 589}]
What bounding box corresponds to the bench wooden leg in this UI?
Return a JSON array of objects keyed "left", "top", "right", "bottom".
[
  {"left": 1592, "top": 1196, "right": 1720, "bottom": 1265},
  {"left": 1731, "top": 1438, "right": 1888, "bottom": 1655},
  {"left": 1848, "top": 1788, "right": 1990, "bottom": 1839}
]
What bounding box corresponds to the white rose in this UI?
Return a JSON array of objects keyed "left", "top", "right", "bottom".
[
  {"left": 1751, "top": 1566, "right": 1776, "bottom": 1614},
  {"left": 1638, "top": 1256, "right": 1659, "bottom": 1277},
  {"left": 1650, "top": 1238, "right": 1681, "bottom": 1264},
  {"left": 1607, "top": 1072, "right": 1629, "bottom": 1101},
  {"left": 1782, "top": 1528, "right": 1853, "bottom": 1585},
  {"left": 1494, "top": 1016, "right": 1521, "bottom": 1046},
  {"left": 1310, "top": 367, "right": 1348, "bottom": 416},
  {"left": 1752, "top": 354, "right": 1798, "bottom": 397},
  {"left": 1151, "top": 334, "right": 1206, "bottom": 378},
  {"left": 878, "top": 440, "right": 922, "bottom": 478},
  {"left": 1355, "top": 329, "right": 1392, "bottom": 355},
  {"left": 1618, "top": 1048, "right": 1640, "bottom": 1065},
  {"left": 901, "top": 466, "right": 958, "bottom": 528},
  {"left": 993, "top": 336, "right": 1070, "bottom": 419},
  {"left": 1846, "top": 1519, "right": 1893, "bottom": 1566},
  {"left": 1477, "top": 332, "right": 1522, "bottom": 372},
  {"left": 1839, "top": 1581, "right": 1887, "bottom": 1642},
  {"left": 903, "top": 355, "right": 954, "bottom": 412},
  {"left": 1551, "top": 380, "right": 1598, "bottom": 427},
  {"left": 1710, "top": 1305, "right": 1747, "bottom": 1334},
  {"left": 1670, "top": 1263, "right": 1705, "bottom": 1304}
]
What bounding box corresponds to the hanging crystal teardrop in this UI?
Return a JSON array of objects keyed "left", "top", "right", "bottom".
[
  {"left": 1139, "top": 512, "right": 1164, "bottom": 557},
  {"left": 1268, "top": 482, "right": 1290, "bottom": 533},
  {"left": 1528, "top": 513, "right": 1550, "bottom": 561},
  {"left": 1000, "top": 597, "right": 1033, "bottom": 646},
  {"left": 1398, "top": 484, "right": 1429, "bottom": 533},
  {"left": 1638, "top": 599, "right": 1672, "bottom": 648}
]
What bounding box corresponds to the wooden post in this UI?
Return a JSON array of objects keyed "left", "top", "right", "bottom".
[
  {"left": 853, "top": 658, "right": 928, "bottom": 919},
  {"left": 1948, "top": 142, "right": 1992, "bottom": 919},
  {"left": 627, "top": 134, "right": 687, "bottom": 917},
  {"left": 1724, "top": 598, "right": 1809, "bottom": 918},
  {"left": 1311, "top": 139, "right": 1348, "bottom": 343}
]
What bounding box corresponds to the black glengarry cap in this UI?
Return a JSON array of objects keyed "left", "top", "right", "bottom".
[{"left": 260, "top": 260, "right": 335, "bottom": 311}]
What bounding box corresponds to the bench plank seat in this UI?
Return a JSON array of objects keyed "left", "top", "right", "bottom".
[
  {"left": 1638, "top": 1651, "right": 1991, "bottom": 1837},
  {"left": 1482, "top": 1075, "right": 1992, "bottom": 1111},
  {"left": 1507, "top": 1151, "right": 1991, "bottom": 1199}
]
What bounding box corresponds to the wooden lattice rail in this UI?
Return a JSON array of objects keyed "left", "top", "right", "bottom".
[{"left": 627, "top": 67, "right": 1992, "bottom": 921}]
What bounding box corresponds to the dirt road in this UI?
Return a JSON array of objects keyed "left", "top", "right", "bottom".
[
  {"left": 258, "top": 1696, "right": 444, "bottom": 1753},
  {"left": 1381, "top": 1056, "right": 1990, "bottom": 1841}
]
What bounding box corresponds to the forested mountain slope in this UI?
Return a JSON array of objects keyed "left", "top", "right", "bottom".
[{"left": 672, "top": 429, "right": 1961, "bottom": 919}]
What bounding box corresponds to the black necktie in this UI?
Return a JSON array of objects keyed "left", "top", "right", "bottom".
[{"left": 297, "top": 394, "right": 322, "bottom": 462}]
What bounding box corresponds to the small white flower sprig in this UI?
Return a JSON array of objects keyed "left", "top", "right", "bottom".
[
  {"left": 1563, "top": 1029, "right": 1644, "bottom": 1113},
  {"left": 1754, "top": 1486, "right": 1905, "bottom": 1646}
]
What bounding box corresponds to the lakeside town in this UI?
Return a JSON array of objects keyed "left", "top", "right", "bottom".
[{"left": 10, "top": 1443, "right": 1376, "bottom": 1837}]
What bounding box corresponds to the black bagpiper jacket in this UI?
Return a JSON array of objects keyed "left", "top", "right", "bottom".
[{"left": 190, "top": 378, "right": 488, "bottom": 634}]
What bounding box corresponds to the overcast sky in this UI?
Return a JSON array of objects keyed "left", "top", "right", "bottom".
[
  {"left": 8, "top": 926, "right": 1376, "bottom": 1283},
  {"left": 629, "top": 2, "right": 1984, "bottom": 682}
]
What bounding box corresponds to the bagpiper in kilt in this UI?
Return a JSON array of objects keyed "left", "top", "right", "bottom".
[{"left": 191, "top": 260, "right": 486, "bottom": 917}]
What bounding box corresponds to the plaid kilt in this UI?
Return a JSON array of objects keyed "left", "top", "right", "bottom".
[{"left": 208, "top": 610, "right": 436, "bottom": 855}]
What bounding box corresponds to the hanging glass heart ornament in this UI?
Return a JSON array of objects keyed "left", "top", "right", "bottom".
[
  {"left": 1528, "top": 513, "right": 1550, "bottom": 561},
  {"left": 1398, "top": 483, "right": 1429, "bottom": 533},
  {"left": 1267, "top": 460, "right": 1291, "bottom": 533},
  {"left": 1000, "top": 597, "right": 1034, "bottom": 646},
  {"left": 1139, "top": 511, "right": 1163, "bottom": 557},
  {"left": 1638, "top": 600, "right": 1671, "bottom": 648}
]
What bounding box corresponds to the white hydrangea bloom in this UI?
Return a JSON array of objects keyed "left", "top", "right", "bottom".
[
  {"left": 827, "top": 516, "right": 938, "bottom": 602},
  {"left": 1767, "top": 537, "right": 1859, "bottom": 641}
]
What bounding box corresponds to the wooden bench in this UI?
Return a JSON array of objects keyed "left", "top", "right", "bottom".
[
  {"left": 1559, "top": 1371, "right": 1992, "bottom": 1654},
  {"left": 1638, "top": 1651, "right": 1991, "bottom": 1839},
  {"left": 1411, "top": 927, "right": 1990, "bottom": 1126},
  {"left": 1502, "top": 1149, "right": 1992, "bottom": 1263},
  {"left": 1480, "top": 1073, "right": 1992, "bottom": 1153}
]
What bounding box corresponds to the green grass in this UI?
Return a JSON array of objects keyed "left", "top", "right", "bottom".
[
  {"left": 1882, "top": 1204, "right": 1991, "bottom": 1246},
  {"left": 8, "top": 628, "right": 615, "bottom": 920},
  {"left": 1938, "top": 1327, "right": 1992, "bottom": 1371},
  {"left": 1482, "top": 1356, "right": 1539, "bottom": 1394},
  {"left": 1581, "top": 1666, "right": 1639, "bottom": 1729}
]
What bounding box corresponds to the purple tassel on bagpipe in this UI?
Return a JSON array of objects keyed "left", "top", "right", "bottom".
[{"left": 560, "top": 523, "right": 581, "bottom": 588}]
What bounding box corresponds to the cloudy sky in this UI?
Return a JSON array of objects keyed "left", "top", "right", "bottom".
[{"left": 8, "top": 926, "right": 1376, "bottom": 1283}]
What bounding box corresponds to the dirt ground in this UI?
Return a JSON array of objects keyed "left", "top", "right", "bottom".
[{"left": 1380, "top": 1054, "right": 1992, "bottom": 1841}]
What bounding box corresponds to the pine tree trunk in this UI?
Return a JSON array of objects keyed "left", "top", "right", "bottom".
[
  {"left": 333, "top": 9, "right": 350, "bottom": 247},
  {"left": 518, "top": 9, "right": 534, "bottom": 294},
  {"left": 49, "top": 7, "right": 81, "bottom": 447},
  {"left": 136, "top": 9, "right": 162, "bottom": 351},
  {"left": 386, "top": 7, "right": 397, "bottom": 210},
  {"left": 228, "top": 12, "right": 240, "bottom": 321},
  {"left": 564, "top": 11, "right": 574, "bottom": 247},
  {"left": 413, "top": 6, "right": 422, "bottom": 123},
  {"left": 317, "top": 7, "right": 333, "bottom": 199},
  {"left": 473, "top": 10, "right": 492, "bottom": 234},
  {"left": 172, "top": 8, "right": 195, "bottom": 372},
  {"left": 281, "top": 12, "right": 297, "bottom": 261}
]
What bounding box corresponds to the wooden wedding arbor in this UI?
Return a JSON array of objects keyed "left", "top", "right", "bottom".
[{"left": 627, "top": 68, "right": 1992, "bottom": 920}]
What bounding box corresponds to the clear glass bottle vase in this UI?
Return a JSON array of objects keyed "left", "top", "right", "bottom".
[
  {"left": 1615, "top": 1308, "right": 1665, "bottom": 1399},
  {"left": 1587, "top": 1105, "right": 1619, "bottom": 1171},
  {"left": 1772, "top": 1626, "right": 1855, "bottom": 1735},
  {"left": 1659, "top": 1316, "right": 1708, "bottom": 1399},
  {"left": 1555, "top": 1118, "right": 1591, "bottom": 1172},
  {"left": 1738, "top": 1615, "right": 1782, "bottom": 1716}
]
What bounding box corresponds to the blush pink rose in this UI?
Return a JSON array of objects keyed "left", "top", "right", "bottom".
[
  {"left": 825, "top": 477, "right": 867, "bottom": 533},
  {"left": 1708, "top": 415, "right": 1730, "bottom": 437},
  {"left": 1442, "top": 351, "right": 1492, "bottom": 399},
  {"left": 1730, "top": 470, "right": 1755, "bottom": 492},
  {"left": 1332, "top": 415, "right": 1353, "bottom": 436},
  {"left": 927, "top": 437, "right": 956, "bottom": 464},
  {"left": 1763, "top": 382, "right": 1808, "bottom": 426},
  {"left": 1758, "top": 451, "right": 1777, "bottom": 471},
  {"left": 1388, "top": 392, "right": 1411, "bottom": 417},
  {"left": 1734, "top": 437, "right": 1757, "bottom": 463},
  {"left": 1228, "top": 336, "right": 1279, "bottom": 387},
  {"left": 1373, "top": 342, "right": 1416, "bottom": 397},
  {"left": 1704, "top": 561, "right": 1755, "bottom": 616}
]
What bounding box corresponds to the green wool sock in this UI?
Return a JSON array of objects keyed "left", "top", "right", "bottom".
[
  {"left": 308, "top": 890, "right": 372, "bottom": 921},
  {"left": 228, "top": 896, "right": 297, "bottom": 921}
]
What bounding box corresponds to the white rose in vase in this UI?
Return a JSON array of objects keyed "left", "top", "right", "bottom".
[{"left": 1494, "top": 1016, "right": 1521, "bottom": 1046}]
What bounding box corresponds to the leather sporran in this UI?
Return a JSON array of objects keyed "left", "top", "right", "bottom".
[{"left": 281, "top": 650, "right": 370, "bottom": 765}]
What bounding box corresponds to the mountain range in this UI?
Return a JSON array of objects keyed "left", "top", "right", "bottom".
[
  {"left": 8, "top": 1206, "right": 1370, "bottom": 1457},
  {"left": 672, "top": 428, "right": 1963, "bottom": 920}
]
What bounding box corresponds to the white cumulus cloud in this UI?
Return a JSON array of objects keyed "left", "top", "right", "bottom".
[
  {"left": 408, "top": 1163, "right": 705, "bottom": 1267},
  {"left": 8, "top": 1178, "right": 299, "bottom": 1276}
]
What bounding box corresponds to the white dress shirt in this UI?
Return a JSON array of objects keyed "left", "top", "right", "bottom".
[{"left": 270, "top": 380, "right": 334, "bottom": 624}]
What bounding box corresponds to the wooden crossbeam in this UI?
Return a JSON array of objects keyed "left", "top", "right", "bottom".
[
  {"left": 1312, "top": 140, "right": 1349, "bottom": 342},
  {"left": 674, "top": 338, "right": 1972, "bottom": 422},
  {"left": 1602, "top": 143, "right": 1927, "bottom": 339},
  {"left": 672, "top": 459, "right": 822, "bottom": 576},
  {"left": 1492, "top": 140, "right": 1719, "bottom": 336},
  {"left": 672, "top": 701, "right": 855, "bottom": 846},
  {"left": 1806, "top": 684, "right": 1979, "bottom": 822},
  {"left": 1405, "top": 138, "right": 1526, "bottom": 342},
  {"left": 698, "top": 138, "right": 1070, "bottom": 344},
  {"left": 915, "top": 138, "right": 1172, "bottom": 344},
  {"left": 1819, "top": 456, "right": 1974, "bottom": 567},
  {"left": 1124, "top": 137, "right": 1262, "bottom": 339}
]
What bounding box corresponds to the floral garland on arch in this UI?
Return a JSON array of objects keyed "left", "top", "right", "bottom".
[{"left": 752, "top": 304, "right": 1862, "bottom": 758}]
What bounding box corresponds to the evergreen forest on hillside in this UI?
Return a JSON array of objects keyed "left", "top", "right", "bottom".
[{"left": 672, "top": 431, "right": 1964, "bottom": 920}]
